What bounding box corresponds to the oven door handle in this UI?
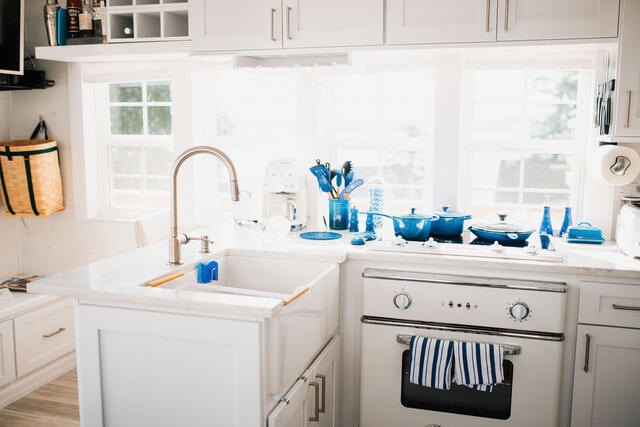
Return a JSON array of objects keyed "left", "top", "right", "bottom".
[{"left": 396, "top": 334, "right": 521, "bottom": 356}]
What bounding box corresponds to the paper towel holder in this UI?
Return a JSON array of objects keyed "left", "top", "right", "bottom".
[{"left": 610, "top": 155, "right": 631, "bottom": 176}]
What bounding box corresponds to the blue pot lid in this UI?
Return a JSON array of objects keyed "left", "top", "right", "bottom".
[
  {"left": 435, "top": 205, "right": 471, "bottom": 220},
  {"left": 396, "top": 207, "right": 429, "bottom": 220},
  {"left": 471, "top": 214, "right": 534, "bottom": 234}
]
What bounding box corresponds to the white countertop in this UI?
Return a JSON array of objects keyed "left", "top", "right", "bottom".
[{"left": 27, "top": 224, "right": 640, "bottom": 317}]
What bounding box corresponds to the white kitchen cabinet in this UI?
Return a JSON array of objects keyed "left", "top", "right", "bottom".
[
  {"left": 386, "top": 0, "right": 619, "bottom": 45},
  {"left": 386, "top": 0, "right": 497, "bottom": 44},
  {"left": 571, "top": 325, "right": 640, "bottom": 427},
  {"left": 607, "top": 0, "right": 640, "bottom": 141},
  {"left": 189, "top": 0, "right": 383, "bottom": 52},
  {"left": 74, "top": 302, "right": 339, "bottom": 427},
  {"left": 268, "top": 336, "right": 339, "bottom": 427},
  {"left": 570, "top": 282, "right": 640, "bottom": 427},
  {"left": 0, "top": 320, "right": 16, "bottom": 389},
  {"left": 497, "top": 0, "right": 619, "bottom": 41},
  {"left": 13, "top": 298, "right": 75, "bottom": 377}
]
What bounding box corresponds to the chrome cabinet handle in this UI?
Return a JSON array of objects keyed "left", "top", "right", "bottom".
[
  {"left": 42, "top": 327, "right": 65, "bottom": 338},
  {"left": 308, "top": 381, "right": 320, "bottom": 422},
  {"left": 316, "top": 374, "right": 326, "bottom": 413},
  {"left": 625, "top": 90, "right": 632, "bottom": 128},
  {"left": 504, "top": 0, "right": 510, "bottom": 32},
  {"left": 612, "top": 303, "right": 640, "bottom": 311},
  {"left": 583, "top": 333, "right": 591, "bottom": 373},
  {"left": 270, "top": 8, "right": 277, "bottom": 41},
  {"left": 286, "top": 6, "right": 293, "bottom": 39},
  {"left": 486, "top": 0, "right": 491, "bottom": 32}
]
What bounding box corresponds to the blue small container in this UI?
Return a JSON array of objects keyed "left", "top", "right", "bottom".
[
  {"left": 197, "top": 261, "right": 218, "bottom": 283},
  {"left": 329, "top": 199, "right": 350, "bottom": 230},
  {"left": 559, "top": 207, "right": 573, "bottom": 237}
]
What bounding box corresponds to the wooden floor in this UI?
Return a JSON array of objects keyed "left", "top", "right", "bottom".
[{"left": 0, "top": 370, "right": 80, "bottom": 426}]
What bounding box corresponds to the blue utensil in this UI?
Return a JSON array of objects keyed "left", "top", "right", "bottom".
[
  {"left": 339, "top": 177, "right": 364, "bottom": 199},
  {"left": 331, "top": 169, "right": 343, "bottom": 188},
  {"left": 309, "top": 164, "right": 333, "bottom": 195},
  {"left": 344, "top": 171, "right": 354, "bottom": 187}
]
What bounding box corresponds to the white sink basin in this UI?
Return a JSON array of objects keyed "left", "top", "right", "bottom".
[
  {"left": 157, "top": 254, "right": 332, "bottom": 302},
  {"left": 143, "top": 253, "right": 340, "bottom": 396}
]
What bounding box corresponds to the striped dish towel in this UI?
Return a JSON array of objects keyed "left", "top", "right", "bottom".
[
  {"left": 452, "top": 341, "right": 504, "bottom": 392},
  {"left": 408, "top": 336, "right": 455, "bottom": 390}
]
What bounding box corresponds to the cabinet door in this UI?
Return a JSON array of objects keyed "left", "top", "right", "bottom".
[
  {"left": 571, "top": 325, "right": 640, "bottom": 427},
  {"left": 497, "top": 0, "right": 619, "bottom": 41},
  {"left": 0, "top": 320, "right": 16, "bottom": 388},
  {"left": 13, "top": 298, "right": 75, "bottom": 377},
  {"left": 386, "top": 0, "right": 497, "bottom": 45},
  {"left": 190, "top": 0, "right": 282, "bottom": 51},
  {"left": 267, "top": 369, "right": 313, "bottom": 427},
  {"left": 310, "top": 338, "right": 338, "bottom": 427},
  {"left": 612, "top": 0, "right": 640, "bottom": 138},
  {"left": 282, "top": 0, "right": 382, "bottom": 48}
]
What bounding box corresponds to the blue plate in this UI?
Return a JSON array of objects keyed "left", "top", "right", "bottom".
[{"left": 300, "top": 231, "right": 342, "bottom": 241}]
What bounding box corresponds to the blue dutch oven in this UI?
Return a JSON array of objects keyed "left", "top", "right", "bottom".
[
  {"left": 429, "top": 205, "right": 472, "bottom": 237},
  {"left": 468, "top": 214, "right": 535, "bottom": 244},
  {"left": 362, "top": 208, "right": 440, "bottom": 241}
]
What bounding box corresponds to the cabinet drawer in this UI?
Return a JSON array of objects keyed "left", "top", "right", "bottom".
[
  {"left": 14, "top": 299, "right": 75, "bottom": 377},
  {"left": 0, "top": 319, "right": 16, "bottom": 388},
  {"left": 579, "top": 283, "right": 640, "bottom": 328}
]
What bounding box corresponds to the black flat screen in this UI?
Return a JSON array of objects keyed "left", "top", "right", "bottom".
[{"left": 0, "top": 0, "right": 23, "bottom": 74}]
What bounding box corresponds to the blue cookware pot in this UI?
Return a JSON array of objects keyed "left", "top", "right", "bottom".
[
  {"left": 429, "top": 205, "right": 472, "bottom": 237},
  {"left": 468, "top": 214, "right": 535, "bottom": 244},
  {"left": 362, "top": 208, "right": 440, "bottom": 241}
]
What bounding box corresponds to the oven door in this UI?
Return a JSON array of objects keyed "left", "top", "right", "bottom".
[{"left": 359, "top": 318, "right": 564, "bottom": 427}]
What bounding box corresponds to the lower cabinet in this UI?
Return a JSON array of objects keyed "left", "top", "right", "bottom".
[
  {"left": 267, "top": 336, "right": 339, "bottom": 427},
  {"left": 13, "top": 298, "right": 75, "bottom": 377},
  {"left": 571, "top": 282, "right": 640, "bottom": 427},
  {"left": 571, "top": 325, "right": 640, "bottom": 427},
  {"left": 0, "top": 320, "right": 16, "bottom": 388}
]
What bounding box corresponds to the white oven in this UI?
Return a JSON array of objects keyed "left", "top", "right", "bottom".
[{"left": 359, "top": 268, "right": 568, "bottom": 427}]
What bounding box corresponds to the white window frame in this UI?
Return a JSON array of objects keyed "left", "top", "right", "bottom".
[
  {"left": 73, "top": 60, "right": 192, "bottom": 221},
  {"left": 458, "top": 51, "right": 596, "bottom": 225}
]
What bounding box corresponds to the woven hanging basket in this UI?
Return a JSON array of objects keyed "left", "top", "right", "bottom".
[{"left": 0, "top": 139, "right": 65, "bottom": 217}]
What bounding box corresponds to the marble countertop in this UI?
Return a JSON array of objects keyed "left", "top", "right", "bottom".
[{"left": 28, "top": 224, "right": 640, "bottom": 317}]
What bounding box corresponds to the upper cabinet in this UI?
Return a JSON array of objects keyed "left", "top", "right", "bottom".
[
  {"left": 386, "top": 0, "right": 620, "bottom": 45},
  {"left": 189, "top": 0, "right": 383, "bottom": 52},
  {"left": 608, "top": 0, "right": 640, "bottom": 141}
]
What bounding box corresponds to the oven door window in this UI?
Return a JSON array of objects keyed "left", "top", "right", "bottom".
[{"left": 401, "top": 350, "right": 514, "bottom": 420}]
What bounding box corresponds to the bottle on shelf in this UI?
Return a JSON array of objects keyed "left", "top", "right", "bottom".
[
  {"left": 66, "top": 0, "right": 82, "bottom": 38},
  {"left": 92, "top": 0, "right": 106, "bottom": 43},
  {"left": 78, "top": 0, "right": 94, "bottom": 38},
  {"left": 43, "top": 0, "right": 60, "bottom": 46}
]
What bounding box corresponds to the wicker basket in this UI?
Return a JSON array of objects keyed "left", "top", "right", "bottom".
[{"left": 0, "top": 139, "right": 64, "bottom": 217}]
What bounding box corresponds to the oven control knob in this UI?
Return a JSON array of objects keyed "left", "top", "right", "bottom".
[
  {"left": 509, "top": 302, "right": 530, "bottom": 321},
  {"left": 393, "top": 292, "right": 412, "bottom": 310}
]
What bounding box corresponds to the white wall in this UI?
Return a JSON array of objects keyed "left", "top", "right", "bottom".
[{"left": 0, "top": 1, "right": 143, "bottom": 277}]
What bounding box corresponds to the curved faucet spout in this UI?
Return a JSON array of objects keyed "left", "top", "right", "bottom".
[{"left": 169, "top": 145, "right": 240, "bottom": 265}]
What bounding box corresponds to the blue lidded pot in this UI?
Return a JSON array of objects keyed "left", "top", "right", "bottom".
[{"left": 429, "top": 205, "right": 472, "bottom": 237}]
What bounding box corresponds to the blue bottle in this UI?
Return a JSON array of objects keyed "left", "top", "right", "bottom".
[
  {"left": 368, "top": 178, "right": 384, "bottom": 228},
  {"left": 559, "top": 207, "right": 573, "bottom": 237},
  {"left": 539, "top": 206, "right": 554, "bottom": 236},
  {"left": 349, "top": 207, "right": 359, "bottom": 232}
]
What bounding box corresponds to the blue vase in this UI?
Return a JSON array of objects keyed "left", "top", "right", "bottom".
[
  {"left": 539, "top": 206, "right": 554, "bottom": 236},
  {"left": 559, "top": 207, "right": 573, "bottom": 237}
]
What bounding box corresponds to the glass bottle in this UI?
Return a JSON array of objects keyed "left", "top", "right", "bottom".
[
  {"left": 559, "top": 207, "right": 573, "bottom": 237},
  {"left": 78, "top": 0, "right": 94, "bottom": 38},
  {"left": 368, "top": 177, "right": 384, "bottom": 229},
  {"left": 539, "top": 206, "right": 554, "bottom": 236},
  {"left": 66, "top": 0, "right": 82, "bottom": 38}
]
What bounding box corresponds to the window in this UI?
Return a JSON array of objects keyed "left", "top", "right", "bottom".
[
  {"left": 461, "top": 61, "right": 592, "bottom": 226},
  {"left": 106, "top": 80, "right": 174, "bottom": 209}
]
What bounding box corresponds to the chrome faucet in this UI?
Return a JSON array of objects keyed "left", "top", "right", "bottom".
[{"left": 169, "top": 146, "right": 240, "bottom": 265}]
